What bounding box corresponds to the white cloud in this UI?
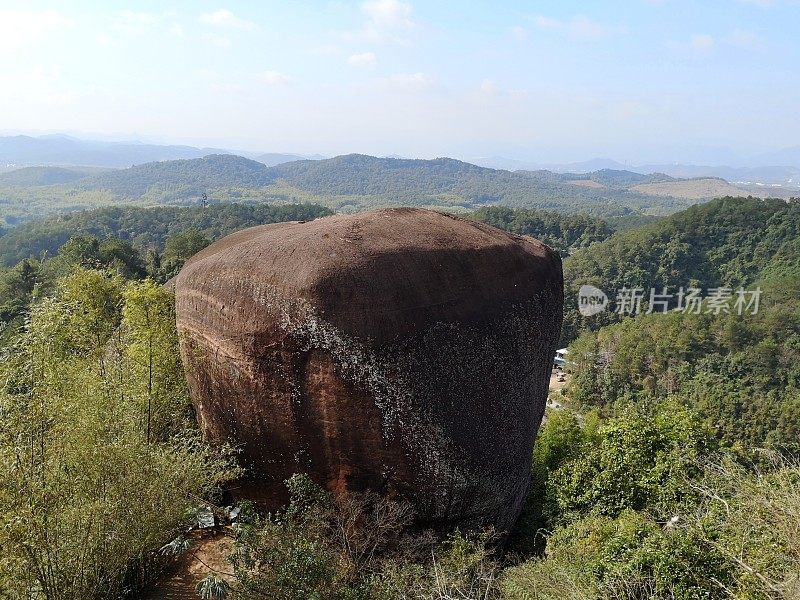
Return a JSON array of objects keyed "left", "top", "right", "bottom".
[
  {"left": 203, "top": 33, "right": 232, "bottom": 48},
  {"left": 0, "top": 9, "right": 71, "bottom": 49},
  {"left": 736, "top": 0, "right": 800, "bottom": 7},
  {"left": 615, "top": 100, "right": 649, "bottom": 119},
  {"left": 0, "top": 65, "right": 77, "bottom": 106},
  {"left": 200, "top": 9, "right": 256, "bottom": 30},
  {"left": 348, "top": 52, "right": 377, "bottom": 67},
  {"left": 95, "top": 32, "right": 113, "bottom": 47},
  {"left": 535, "top": 16, "right": 561, "bottom": 29},
  {"left": 729, "top": 29, "right": 758, "bottom": 48},
  {"left": 260, "top": 71, "right": 292, "bottom": 85},
  {"left": 691, "top": 33, "right": 715, "bottom": 51},
  {"left": 109, "top": 10, "right": 184, "bottom": 38},
  {"left": 510, "top": 26, "right": 528, "bottom": 41},
  {"left": 311, "top": 44, "right": 343, "bottom": 56},
  {"left": 359, "top": 0, "right": 415, "bottom": 43},
  {"left": 737, "top": 0, "right": 774, "bottom": 6},
  {"left": 474, "top": 79, "right": 527, "bottom": 102},
  {"left": 480, "top": 79, "right": 499, "bottom": 95},
  {"left": 534, "top": 15, "right": 621, "bottom": 39},
  {"left": 666, "top": 33, "right": 719, "bottom": 57},
  {"left": 362, "top": 0, "right": 414, "bottom": 29},
  {"left": 113, "top": 10, "right": 160, "bottom": 35},
  {"left": 383, "top": 72, "right": 434, "bottom": 91},
  {"left": 569, "top": 15, "right": 615, "bottom": 38}
]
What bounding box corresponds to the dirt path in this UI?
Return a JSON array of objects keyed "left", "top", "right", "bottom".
[
  {"left": 548, "top": 371, "right": 567, "bottom": 403},
  {"left": 144, "top": 531, "right": 235, "bottom": 600}
]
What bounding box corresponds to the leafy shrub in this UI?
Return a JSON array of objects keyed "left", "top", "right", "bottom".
[{"left": 0, "top": 268, "right": 238, "bottom": 599}]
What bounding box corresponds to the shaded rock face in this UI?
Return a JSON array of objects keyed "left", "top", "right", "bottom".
[{"left": 175, "top": 208, "right": 563, "bottom": 532}]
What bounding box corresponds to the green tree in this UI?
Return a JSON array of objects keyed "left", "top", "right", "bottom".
[
  {"left": 160, "top": 229, "right": 211, "bottom": 280},
  {"left": 546, "top": 403, "right": 716, "bottom": 525},
  {"left": 0, "top": 268, "right": 236, "bottom": 599}
]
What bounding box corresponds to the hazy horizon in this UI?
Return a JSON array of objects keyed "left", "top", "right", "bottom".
[{"left": 2, "top": 1, "right": 799, "bottom": 165}]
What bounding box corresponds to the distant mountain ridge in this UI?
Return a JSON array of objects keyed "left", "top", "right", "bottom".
[
  {"left": 255, "top": 152, "right": 307, "bottom": 167},
  {"left": 637, "top": 164, "right": 800, "bottom": 188},
  {"left": 3, "top": 134, "right": 798, "bottom": 188},
  {"left": 0, "top": 134, "right": 325, "bottom": 170},
  {"left": 3, "top": 152, "right": 760, "bottom": 205},
  {"left": 74, "top": 154, "right": 275, "bottom": 196},
  {"left": 0, "top": 152, "right": 771, "bottom": 228},
  {"left": 0, "top": 165, "right": 110, "bottom": 186},
  {"left": 0, "top": 135, "right": 231, "bottom": 168},
  {"left": 471, "top": 156, "right": 800, "bottom": 188}
]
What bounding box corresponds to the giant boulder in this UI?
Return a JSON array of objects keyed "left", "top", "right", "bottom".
[{"left": 175, "top": 208, "right": 563, "bottom": 532}]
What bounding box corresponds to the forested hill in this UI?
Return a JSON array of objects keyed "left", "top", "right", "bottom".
[
  {"left": 0, "top": 204, "right": 615, "bottom": 267},
  {"left": 0, "top": 153, "right": 759, "bottom": 225},
  {"left": 76, "top": 153, "right": 675, "bottom": 210},
  {"left": 0, "top": 166, "right": 104, "bottom": 186},
  {"left": 265, "top": 154, "right": 694, "bottom": 213},
  {"left": 562, "top": 196, "right": 800, "bottom": 337},
  {"left": 269, "top": 154, "right": 491, "bottom": 194},
  {"left": 557, "top": 168, "right": 675, "bottom": 186},
  {"left": 74, "top": 154, "right": 275, "bottom": 197},
  {"left": 0, "top": 203, "right": 332, "bottom": 266}
]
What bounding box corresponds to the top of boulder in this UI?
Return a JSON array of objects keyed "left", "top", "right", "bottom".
[{"left": 176, "top": 207, "right": 561, "bottom": 343}]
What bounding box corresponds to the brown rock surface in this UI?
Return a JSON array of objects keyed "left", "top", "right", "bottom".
[{"left": 175, "top": 208, "right": 563, "bottom": 532}]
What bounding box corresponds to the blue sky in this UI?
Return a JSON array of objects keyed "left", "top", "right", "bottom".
[{"left": 1, "top": 0, "right": 798, "bottom": 163}]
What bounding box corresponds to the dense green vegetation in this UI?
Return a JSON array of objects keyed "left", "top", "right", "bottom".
[
  {"left": 1, "top": 192, "right": 798, "bottom": 598},
  {"left": 512, "top": 195, "right": 800, "bottom": 597},
  {"left": 0, "top": 269, "right": 237, "bottom": 598},
  {"left": 471, "top": 206, "right": 613, "bottom": 256},
  {"left": 0, "top": 165, "right": 106, "bottom": 186},
  {"left": 0, "top": 203, "right": 332, "bottom": 266},
  {"left": 0, "top": 154, "right": 718, "bottom": 226},
  {"left": 74, "top": 154, "right": 275, "bottom": 197},
  {"left": 194, "top": 404, "right": 800, "bottom": 599},
  {"left": 558, "top": 168, "right": 674, "bottom": 187},
  {"left": 0, "top": 236, "right": 148, "bottom": 345},
  {"left": 503, "top": 407, "right": 800, "bottom": 599},
  {"left": 268, "top": 155, "right": 695, "bottom": 215},
  {"left": 557, "top": 196, "right": 800, "bottom": 451},
  {"left": 562, "top": 196, "right": 800, "bottom": 339},
  {"left": 567, "top": 298, "right": 800, "bottom": 451},
  {"left": 215, "top": 474, "right": 499, "bottom": 599}
]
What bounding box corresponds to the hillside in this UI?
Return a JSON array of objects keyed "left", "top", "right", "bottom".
[
  {"left": 2, "top": 197, "right": 799, "bottom": 600},
  {"left": 0, "top": 166, "right": 109, "bottom": 186},
  {"left": 640, "top": 163, "right": 800, "bottom": 187},
  {"left": 0, "top": 153, "right": 758, "bottom": 226},
  {"left": 631, "top": 177, "right": 749, "bottom": 199},
  {"left": 562, "top": 197, "right": 800, "bottom": 456},
  {"left": 559, "top": 168, "right": 674, "bottom": 187},
  {"left": 266, "top": 155, "right": 703, "bottom": 214},
  {"left": 561, "top": 196, "right": 800, "bottom": 339},
  {"left": 0, "top": 203, "right": 332, "bottom": 266},
  {"left": 74, "top": 154, "right": 275, "bottom": 197}
]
